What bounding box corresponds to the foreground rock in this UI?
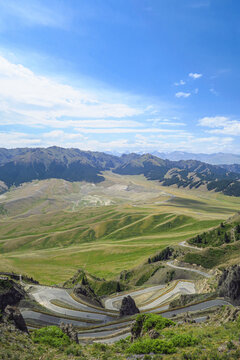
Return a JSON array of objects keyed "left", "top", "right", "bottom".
[
  {"left": 120, "top": 295, "right": 139, "bottom": 317},
  {"left": 60, "top": 322, "right": 79, "bottom": 343},
  {"left": 0, "top": 279, "right": 25, "bottom": 312},
  {"left": 218, "top": 265, "right": 240, "bottom": 304},
  {"left": 0, "top": 278, "right": 28, "bottom": 333},
  {"left": 3, "top": 305, "right": 28, "bottom": 333}
]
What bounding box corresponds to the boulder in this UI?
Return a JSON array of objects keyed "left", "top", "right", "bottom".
[
  {"left": 74, "top": 283, "right": 102, "bottom": 307},
  {"left": 0, "top": 280, "right": 25, "bottom": 312},
  {"left": 218, "top": 265, "right": 240, "bottom": 304},
  {"left": 60, "top": 322, "right": 79, "bottom": 343},
  {"left": 119, "top": 295, "right": 139, "bottom": 317},
  {"left": 3, "top": 305, "right": 28, "bottom": 333}
]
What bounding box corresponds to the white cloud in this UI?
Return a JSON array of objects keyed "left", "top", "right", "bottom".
[
  {"left": 199, "top": 116, "right": 229, "bottom": 128},
  {"left": 146, "top": 118, "right": 186, "bottom": 126},
  {"left": 0, "top": 55, "right": 143, "bottom": 129},
  {"left": 0, "top": 132, "right": 41, "bottom": 148},
  {"left": 189, "top": 72, "right": 202, "bottom": 79},
  {"left": 199, "top": 116, "right": 240, "bottom": 136},
  {"left": 0, "top": 129, "right": 236, "bottom": 154},
  {"left": 74, "top": 127, "right": 189, "bottom": 134},
  {"left": 175, "top": 92, "right": 191, "bottom": 98},
  {"left": 174, "top": 80, "right": 186, "bottom": 86}
]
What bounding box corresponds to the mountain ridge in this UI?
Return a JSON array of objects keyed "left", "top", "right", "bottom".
[{"left": 0, "top": 147, "right": 240, "bottom": 196}]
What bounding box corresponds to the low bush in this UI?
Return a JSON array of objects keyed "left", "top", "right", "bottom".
[
  {"left": 171, "top": 334, "right": 198, "bottom": 347},
  {"left": 127, "top": 333, "right": 198, "bottom": 355},
  {"left": 31, "top": 326, "right": 70, "bottom": 349},
  {"left": 127, "top": 337, "right": 176, "bottom": 355},
  {"left": 137, "top": 314, "right": 175, "bottom": 333}
]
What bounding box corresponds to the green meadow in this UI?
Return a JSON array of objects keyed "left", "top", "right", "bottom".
[{"left": 0, "top": 173, "right": 240, "bottom": 284}]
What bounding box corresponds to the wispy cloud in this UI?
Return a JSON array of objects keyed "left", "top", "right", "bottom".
[
  {"left": 189, "top": 72, "right": 202, "bottom": 79},
  {"left": 174, "top": 80, "right": 186, "bottom": 86},
  {"left": 73, "top": 128, "right": 189, "bottom": 134},
  {"left": 209, "top": 88, "right": 218, "bottom": 96},
  {"left": 199, "top": 116, "right": 240, "bottom": 135},
  {"left": 0, "top": 54, "right": 143, "bottom": 130},
  {"left": 175, "top": 92, "right": 191, "bottom": 98},
  {"left": 199, "top": 116, "right": 230, "bottom": 128},
  {"left": 147, "top": 118, "right": 186, "bottom": 126},
  {"left": 0, "top": 0, "right": 69, "bottom": 29}
]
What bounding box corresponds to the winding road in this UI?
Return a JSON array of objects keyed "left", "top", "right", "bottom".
[
  {"left": 20, "top": 249, "right": 228, "bottom": 344},
  {"left": 167, "top": 260, "right": 211, "bottom": 278},
  {"left": 179, "top": 241, "right": 203, "bottom": 251}
]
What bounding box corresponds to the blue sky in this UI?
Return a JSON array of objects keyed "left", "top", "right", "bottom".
[{"left": 0, "top": 0, "right": 239, "bottom": 153}]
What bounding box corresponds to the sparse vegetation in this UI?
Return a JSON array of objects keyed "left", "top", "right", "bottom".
[{"left": 188, "top": 214, "right": 240, "bottom": 248}]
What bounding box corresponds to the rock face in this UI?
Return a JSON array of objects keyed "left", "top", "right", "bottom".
[
  {"left": 0, "top": 279, "right": 25, "bottom": 312},
  {"left": 74, "top": 283, "right": 102, "bottom": 307},
  {"left": 3, "top": 305, "right": 28, "bottom": 333},
  {"left": 119, "top": 295, "right": 139, "bottom": 317},
  {"left": 218, "top": 265, "right": 240, "bottom": 304},
  {"left": 60, "top": 322, "right": 79, "bottom": 343}
]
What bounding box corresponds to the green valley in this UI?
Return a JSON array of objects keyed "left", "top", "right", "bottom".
[{"left": 1, "top": 172, "right": 240, "bottom": 284}]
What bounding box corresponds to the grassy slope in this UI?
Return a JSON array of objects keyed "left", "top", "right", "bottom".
[
  {"left": 1, "top": 173, "right": 240, "bottom": 284},
  {"left": 1, "top": 310, "right": 240, "bottom": 359}
]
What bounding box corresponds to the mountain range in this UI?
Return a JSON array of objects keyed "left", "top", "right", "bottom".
[
  {"left": 0, "top": 147, "right": 240, "bottom": 196},
  {"left": 151, "top": 151, "right": 240, "bottom": 165}
]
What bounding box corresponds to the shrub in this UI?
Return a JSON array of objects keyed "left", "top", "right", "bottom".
[
  {"left": 127, "top": 333, "right": 198, "bottom": 355},
  {"left": 142, "top": 314, "right": 175, "bottom": 332},
  {"left": 31, "top": 326, "right": 70, "bottom": 349},
  {"left": 127, "top": 337, "right": 176, "bottom": 355},
  {"left": 171, "top": 334, "right": 198, "bottom": 347}
]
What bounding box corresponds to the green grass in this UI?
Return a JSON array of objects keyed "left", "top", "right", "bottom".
[
  {"left": 1, "top": 174, "right": 240, "bottom": 284},
  {"left": 184, "top": 242, "right": 240, "bottom": 269}
]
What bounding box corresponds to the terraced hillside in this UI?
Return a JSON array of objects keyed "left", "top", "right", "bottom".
[{"left": 1, "top": 172, "right": 240, "bottom": 284}]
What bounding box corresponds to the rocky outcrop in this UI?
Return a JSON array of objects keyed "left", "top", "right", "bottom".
[
  {"left": 74, "top": 283, "right": 102, "bottom": 307},
  {"left": 218, "top": 265, "right": 240, "bottom": 304},
  {"left": 119, "top": 295, "right": 139, "bottom": 317},
  {"left": 60, "top": 322, "right": 79, "bottom": 343},
  {"left": 3, "top": 305, "right": 28, "bottom": 333},
  {"left": 0, "top": 279, "right": 25, "bottom": 312}
]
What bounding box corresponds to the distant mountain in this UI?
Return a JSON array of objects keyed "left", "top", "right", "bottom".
[
  {"left": 221, "top": 164, "right": 240, "bottom": 174},
  {"left": 0, "top": 147, "right": 121, "bottom": 188},
  {"left": 0, "top": 147, "right": 240, "bottom": 197},
  {"left": 114, "top": 153, "right": 240, "bottom": 196},
  {"left": 151, "top": 151, "right": 240, "bottom": 165}
]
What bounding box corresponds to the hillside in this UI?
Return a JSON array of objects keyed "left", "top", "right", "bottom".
[
  {"left": 183, "top": 213, "right": 240, "bottom": 269},
  {"left": 114, "top": 153, "right": 240, "bottom": 196},
  {"left": 0, "top": 147, "right": 240, "bottom": 196},
  {"left": 0, "top": 147, "right": 121, "bottom": 188}
]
